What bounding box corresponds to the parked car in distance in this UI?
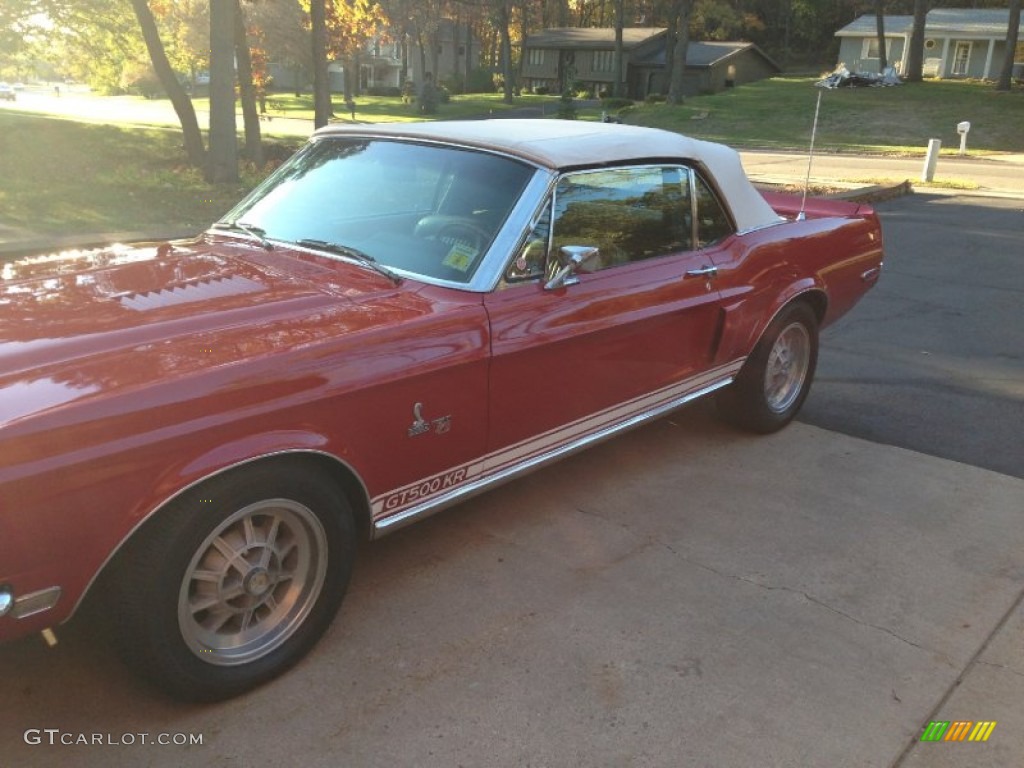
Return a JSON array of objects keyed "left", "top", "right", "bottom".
[
  {"left": 0, "top": 120, "right": 884, "bottom": 701},
  {"left": 0, "top": 83, "right": 16, "bottom": 101}
]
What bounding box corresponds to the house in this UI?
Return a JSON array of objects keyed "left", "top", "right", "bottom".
[
  {"left": 632, "top": 41, "right": 782, "bottom": 98},
  {"left": 268, "top": 20, "right": 480, "bottom": 95},
  {"left": 406, "top": 19, "right": 483, "bottom": 90},
  {"left": 835, "top": 8, "right": 1018, "bottom": 79},
  {"left": 520, "top": 27, "right": 780, "bottom": 99}
]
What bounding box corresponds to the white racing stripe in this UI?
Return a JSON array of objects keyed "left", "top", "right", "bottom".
[{"left": 372, "top": 358, "right": 745, "bottom": 530}]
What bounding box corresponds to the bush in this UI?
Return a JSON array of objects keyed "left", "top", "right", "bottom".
[
  {"left": 366, "top": 85, "right": 401, "bottom": 97},
  {"left": 533, "top": 85, "right": 550, "bottom": 95},
  {"left": 645, "top": 92, "right": 666, "bottom": 103},
  {"left": 466, "top": 68, "right": 496, "bottom": 93},
  {"left": 440, "top": 73, "right": 464, "bottom": 95},
  {"left": 557, "top": 92, "right": 576, "bottom": 120},
  {"left": 419, "top": 82, "right": 439, "bottom": 113},
  {"left": 438, "top": 85, "right": 450, "bottom": 104}
]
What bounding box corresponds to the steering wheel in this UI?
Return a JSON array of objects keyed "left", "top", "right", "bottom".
[{"left": 416, "top": 216, "right": 491, "bottom": 253}]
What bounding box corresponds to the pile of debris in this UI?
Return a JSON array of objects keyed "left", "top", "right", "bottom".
[{"left": 817, "top": 65, "right": 902, "bottom": 89}]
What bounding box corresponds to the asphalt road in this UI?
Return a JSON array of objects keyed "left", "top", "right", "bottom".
[{"left": 802, "top": 193, "right": 1024, "bottom": 479}]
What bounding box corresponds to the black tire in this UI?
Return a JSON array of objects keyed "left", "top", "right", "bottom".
[
  {"left": 109, "top": 460, "right": 355, "bottom": 702},
  {"left": 717, "top": 301, "right": 819, "bottom": 433}
]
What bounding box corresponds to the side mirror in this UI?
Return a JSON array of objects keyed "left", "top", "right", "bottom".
[{"left": 544, "top": 245, "right": 599, "bottom": 291}]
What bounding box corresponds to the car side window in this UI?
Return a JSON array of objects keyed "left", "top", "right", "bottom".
[
  {"left": 694, "top": 175, "right": 735, "bottom": 248},
  {"left": 547, "top": 167, "right": 694, "bottom": 274}
]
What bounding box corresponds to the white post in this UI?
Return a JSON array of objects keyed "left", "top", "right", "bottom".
[{"left": 922, "top": 139, "right": 941, "bottom": 182}]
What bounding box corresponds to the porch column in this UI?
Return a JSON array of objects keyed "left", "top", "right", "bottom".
[
  {"left": 983, "top": 39, "right": 995, "bottom": 79},
  {"left": 939, "top": 38, "right": 951, "bottom": 78}
]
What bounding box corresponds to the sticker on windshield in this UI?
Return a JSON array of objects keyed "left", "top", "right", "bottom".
[{"left": 442, "top": 243, "right": 476, "bottom": 272}]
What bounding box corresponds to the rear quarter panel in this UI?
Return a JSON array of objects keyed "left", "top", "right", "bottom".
[{"left": 710, "top": 195, "right": 883, "bottom": 362}]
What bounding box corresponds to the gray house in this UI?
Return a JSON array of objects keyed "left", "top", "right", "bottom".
[
  {"left": 520, "top": 27, "right": 779, "bottom": 98},
  {"left": 835, "top": 8, "right": 1017, "bottom": 79}
]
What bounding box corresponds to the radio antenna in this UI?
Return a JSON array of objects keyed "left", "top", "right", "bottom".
[{"left": 797, "top": 89, "right": 823, "bottom": 221}]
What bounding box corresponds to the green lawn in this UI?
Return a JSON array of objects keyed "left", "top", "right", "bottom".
[
  {"left": 0, "top": 112, "right": 271, "bottom": 237},
  {"left": 625, "top": 77, "right": 1024, "bottom": 154},
  {"left": 1, "top": 77, "right": 1021, "bottom": 242}
]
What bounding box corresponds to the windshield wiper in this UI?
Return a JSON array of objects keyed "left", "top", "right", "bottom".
[
  {"left": 213, "top": 220, "right": 274, "bottom": 250},
  {"left": 294, "top": 239, "right": 402, "bottom": 285}
]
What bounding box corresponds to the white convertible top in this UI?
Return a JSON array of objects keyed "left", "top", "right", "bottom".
[{"left": 316, "top": 120, "right": 783, "bottom": 234}]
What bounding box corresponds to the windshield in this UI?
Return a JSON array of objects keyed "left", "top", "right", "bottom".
[{"left": 220, "top": 137, "right": 535, "bottom": 285}]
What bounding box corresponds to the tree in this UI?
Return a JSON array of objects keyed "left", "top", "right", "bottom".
[
  {"left": 310, "top": 0, "right": 332, "bottom": 127},
  {"left": 612, "top": 0, "right": 624, "bottom": 97},
  {"left": 666, "top": 0, "right": 690, "bottom": 105},
  {"left": 904, "top": 0, "right": 928, "bottom": 82},
  {"left": 235, "top": 0, "right": 262, "bottom": 164},
  {"left": 996, "top": 0, "right": 1021, "bottom": 91},
  {"left": 208, "top": 0, "right": 238, "bottom": 182},
  {"left": 130, "top": 0, "right": 206, "bottom": 167},
  {"left": 874, "top": 0, "right": 888, "bottom": 73},
  {"left": 493, "top": 0, "right": 514, "bottom": 103}
]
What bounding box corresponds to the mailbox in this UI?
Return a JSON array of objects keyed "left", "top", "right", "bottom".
[{"left": 956, "top": 121, "right": 971, "bottom": 154}]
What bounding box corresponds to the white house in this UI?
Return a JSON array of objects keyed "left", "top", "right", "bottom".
[{"left": 835, "top": 8, "right": 1018, "bottom": 79}]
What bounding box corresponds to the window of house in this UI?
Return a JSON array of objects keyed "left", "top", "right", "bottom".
[
  {"left": 527, "top": 49, "right": 545, "bottom": 67},
  {"left": 592, "top": 50, "right": 615, "bottom": 73},
  {"left": 862, "top": 37, "right": 894, "bottom": 59}
]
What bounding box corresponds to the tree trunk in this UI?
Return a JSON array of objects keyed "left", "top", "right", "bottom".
[
  {"left": 667, "top": 0, "right": 690, "bottom": 105},
  {"left": 497, "top": 2, "right": 514, "bottom": 103},
  {"left": 129, "top": 0, "right": 205, "bottom": 167},
  {"left": 311, "top": 0, "right": 331, "bottom": 128},
  {"left": 208, "top": 0, "right": 238, "bottom": 183},
  {"left": 996, "top": 0, "right": 1021, "bottom": 91},
  {"left": 234, "top": 0, "right": 262, "bottom": 165},
  {"left": 662, "top": 9, "right": 677, "bottom": 96},
  {"left": 613, "top": 0, "right": 624, "bottom": 97},
  {"left": 904, "top": 0, "right": 928, "bottom": 82},
  {"left": 875, "top": 0, "right": 888, "bottom": 73}
]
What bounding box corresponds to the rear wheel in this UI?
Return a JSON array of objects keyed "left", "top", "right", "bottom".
[
  {"left": 110, "top": 461, "right": 355, "bottom": 701},
  {"left": 717, "top": 302, "right": 819, "bottom": 433}
]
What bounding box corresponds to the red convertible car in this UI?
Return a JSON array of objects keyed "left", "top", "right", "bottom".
[{"left": 0, "top": 120, "right": 883, "bottom": 700}]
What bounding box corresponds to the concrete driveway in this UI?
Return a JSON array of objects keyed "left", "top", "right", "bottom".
[{"left": 2, "top": 197, "right": 1022, "bottom": 767}]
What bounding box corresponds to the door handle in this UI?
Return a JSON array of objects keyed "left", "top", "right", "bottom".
[{"left": 685, "top": 265, "right": 718, "bottom": 279}]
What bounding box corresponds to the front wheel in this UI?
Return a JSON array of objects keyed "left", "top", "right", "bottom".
[
  {"left": 109, "top": 461, "right": 355, "bottom": 701},
  {"left": 717, "top": 302, "right": 819, "bottom": 433}
]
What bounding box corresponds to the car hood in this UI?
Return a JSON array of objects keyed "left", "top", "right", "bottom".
[{"left": 0, "top": 235, "right": 430, "bottom": 427}]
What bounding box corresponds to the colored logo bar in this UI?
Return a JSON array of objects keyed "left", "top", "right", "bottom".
[{"left": 921, "top": 721, "right": 996, "bottom": 742}]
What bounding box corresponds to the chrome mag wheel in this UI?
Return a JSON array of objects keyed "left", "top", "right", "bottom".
[
  {"left": 178, "top": 499, "right": 329, "bottom": 665},
  {"left": 763, "top": 322, "right": 811, "bottom": 414}
]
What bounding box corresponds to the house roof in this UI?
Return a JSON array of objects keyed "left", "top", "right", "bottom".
[
  {"left": 835, "top": 15, "right": 914, "bottom": 36},
  {"left": 836, "top": 8, "right": 1012, "bottom": 38},
  {"left": 926, "top": 8, "right": 1012, "bottom": 36},
  {"left": 524, "top": 27, "right": 667, "bottom": 49},
  {"left": 633, "top": 41, "right": 781, "bottom": 71}
]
